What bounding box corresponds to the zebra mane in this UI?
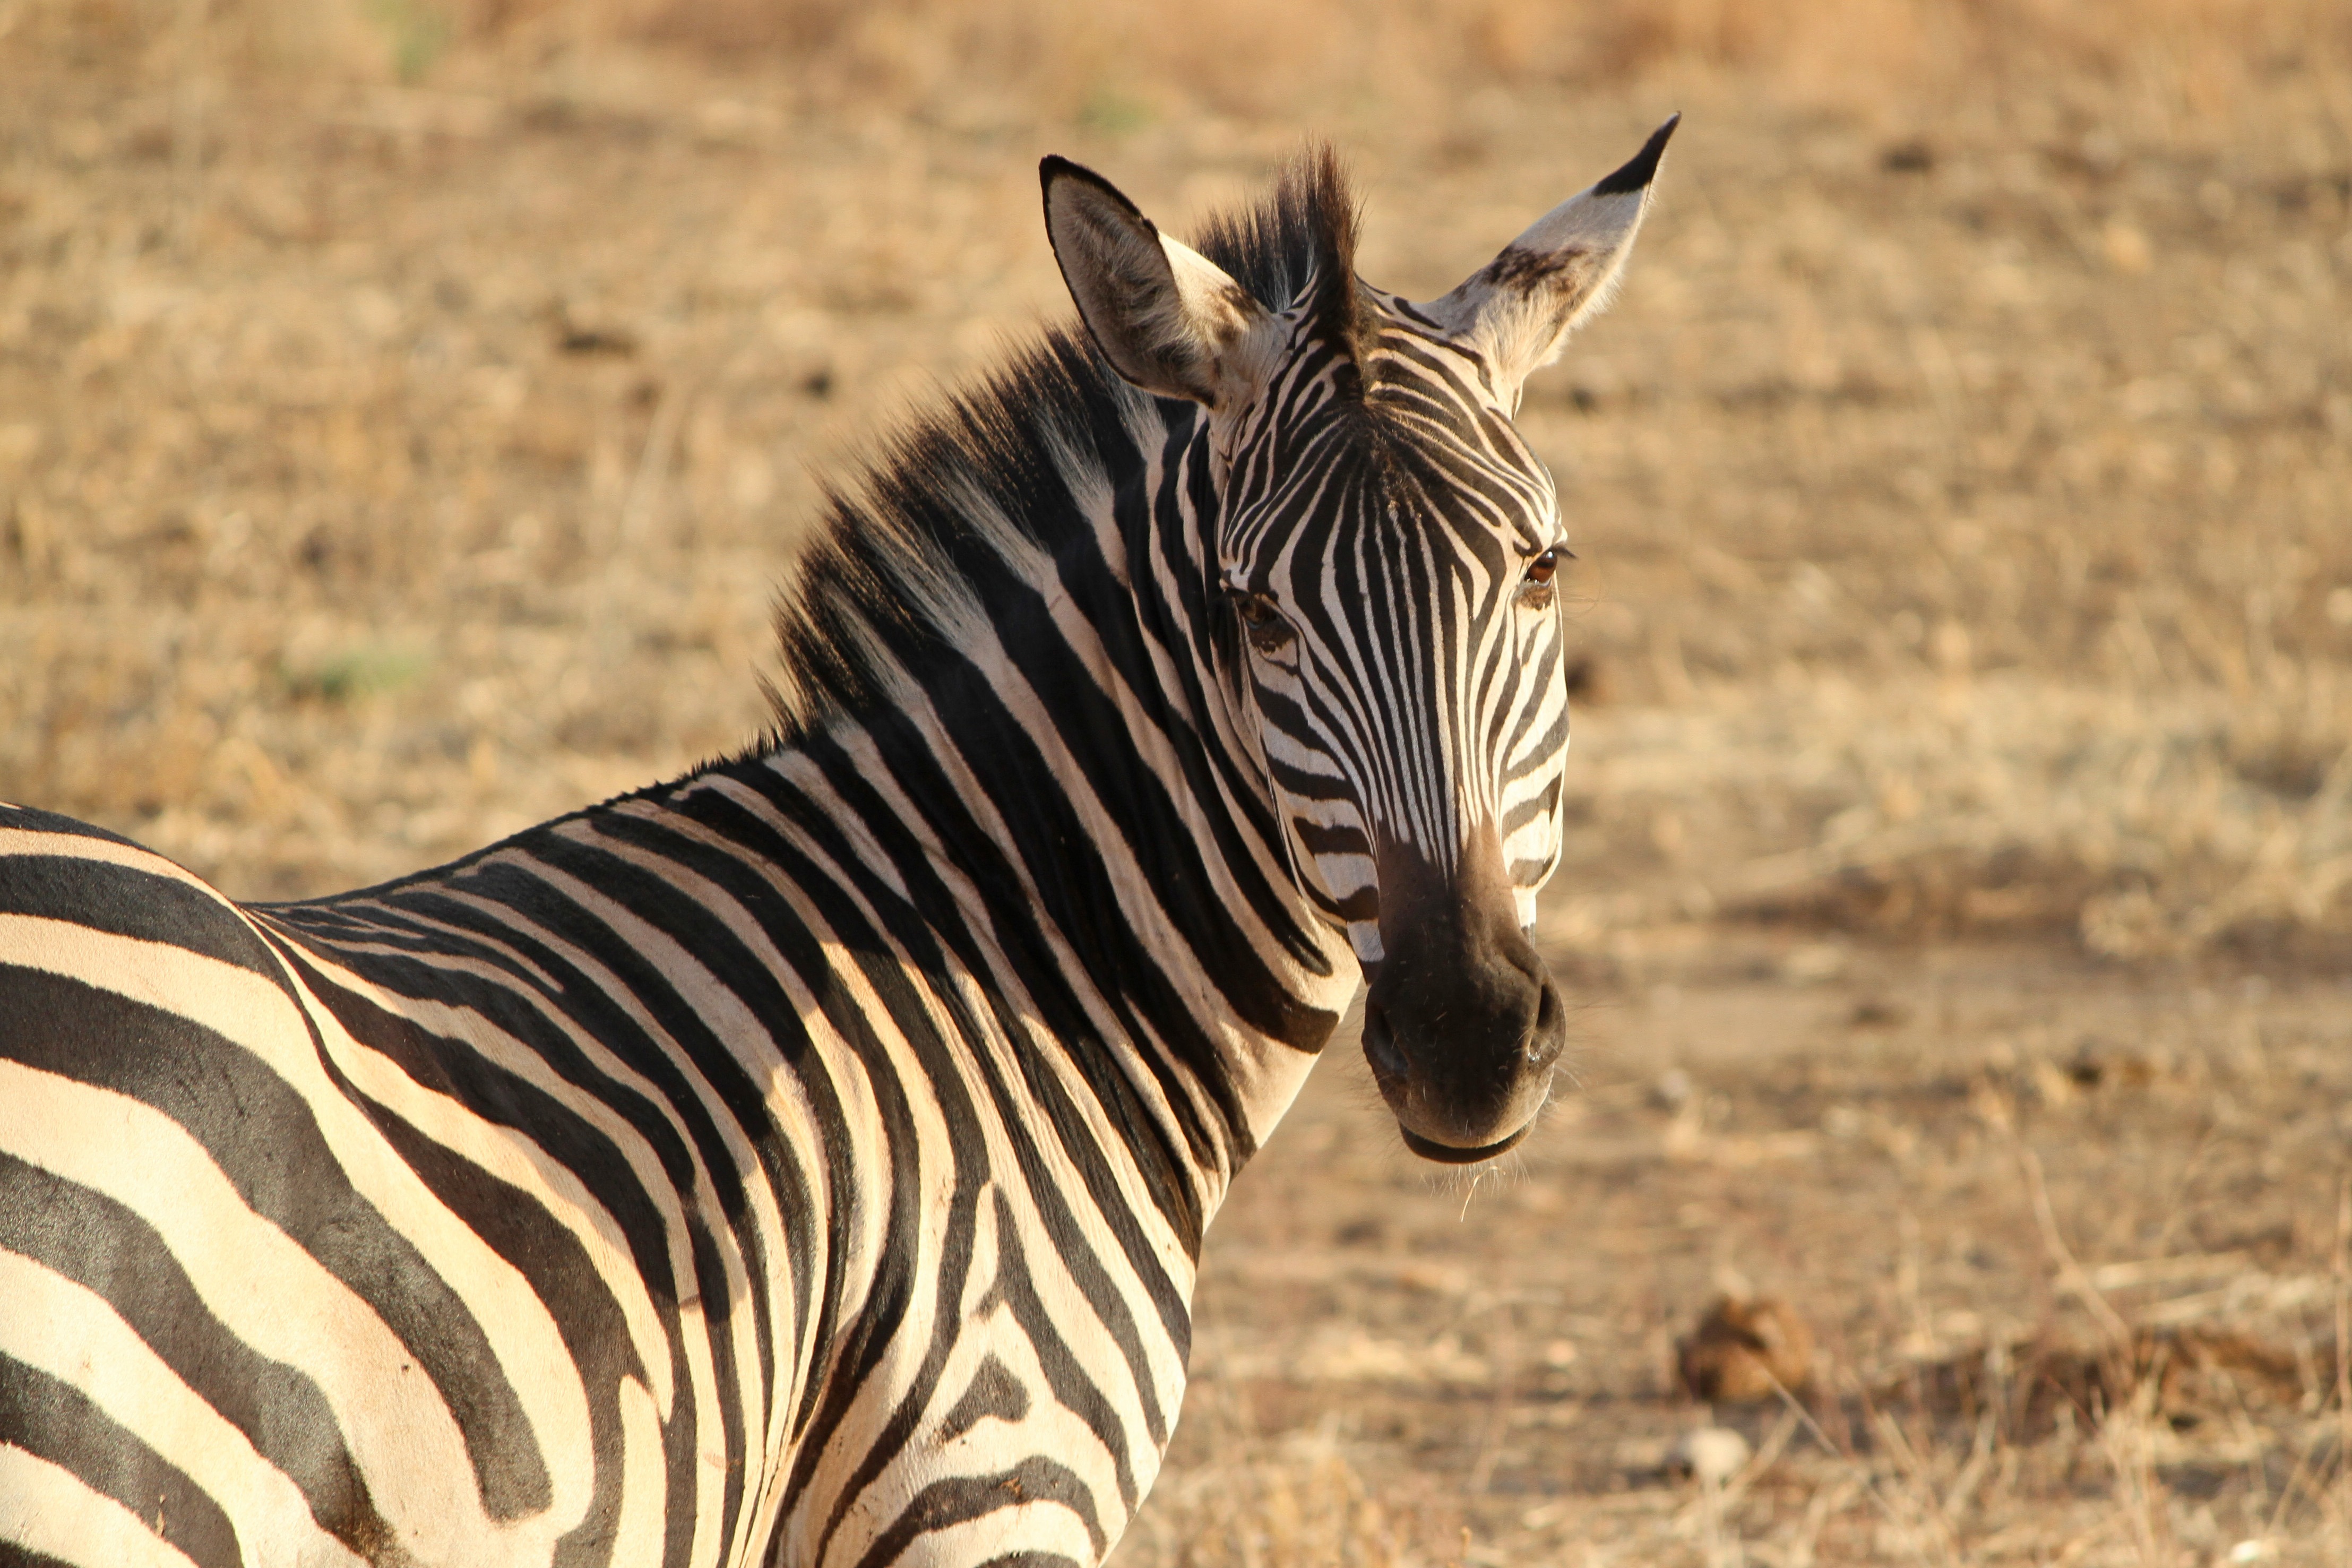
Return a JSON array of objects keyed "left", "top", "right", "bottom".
[
  {"left": 751, "top": 149, "right": 1365, "bottom": 747},
  {"left": 1191, "top": 144, "right": 1366, "bottom": 356}
]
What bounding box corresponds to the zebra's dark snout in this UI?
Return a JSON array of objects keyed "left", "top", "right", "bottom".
[{"left": 1361, "top": 837, "right": 1567, "bottom": 1164}]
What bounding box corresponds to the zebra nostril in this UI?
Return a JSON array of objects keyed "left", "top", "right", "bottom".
[
  {"left": 1527, "top": 983, "right": 1565, "bottom": 1065},
  {"left": 1362, "top": 1004, "right": 1407, "bottom": 1080}
]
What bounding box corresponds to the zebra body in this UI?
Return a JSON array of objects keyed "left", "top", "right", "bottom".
[{"left": 1, "top": 124, "right": 1672, "bottom": 1567}]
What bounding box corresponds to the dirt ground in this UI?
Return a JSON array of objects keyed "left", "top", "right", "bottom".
[
  {"left": 1141, "top": 937, "right": 2352, "bottom": 1566},
  {"left": 5, "top": 2, "right": 2352, "bottom": 1561}
]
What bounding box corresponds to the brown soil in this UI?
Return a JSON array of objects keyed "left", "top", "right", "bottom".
[{"left": 1152, "top": 936, "right": 2352, "bottom": 1564}]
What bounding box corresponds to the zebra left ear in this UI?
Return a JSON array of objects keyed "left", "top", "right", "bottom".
[
  {"left": 1043, "top": 156, "right": 1278, "bottom": 411},
  {"left": 1420, "top": 115, "right": 1678, "bottom": 406}
]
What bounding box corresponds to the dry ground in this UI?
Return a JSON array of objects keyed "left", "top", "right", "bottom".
[
  {"left": 1144, "top": 938, "right": 2352, "bottom": 1566},
  {"left": 4, "top": 1, "right": 2352, "bottom": 1561}
]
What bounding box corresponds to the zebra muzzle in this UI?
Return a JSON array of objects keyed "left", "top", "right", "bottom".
[{"left": 1360, "top": 840, "right": 1567, "bottom": 1162}]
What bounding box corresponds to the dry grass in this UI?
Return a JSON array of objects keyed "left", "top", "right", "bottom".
[
  {"left": 32, "top": 0, "right": 2351, "bottom": 122},
  {"left": 5, "top": 1, "right": 2352, "bottom": 1561},
  {"left": 7, "top": 0, "right": 2348, "bottom": 938},
  {"left": 1149, "top": 938, "right": 2352, "bottom": 1566}
]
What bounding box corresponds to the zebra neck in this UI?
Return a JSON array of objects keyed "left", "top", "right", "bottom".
[{"left": 708, "top": 416, "right": 1354, "bottom": 1220}]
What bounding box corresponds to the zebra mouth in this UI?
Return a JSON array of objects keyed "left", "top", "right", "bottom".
[
  {"left": 1362, "top": 996, "right": 1553, "bottom": 1165},
  {"left": 1395, "top": 1119, "right": 1536, "bottom": 1165}
]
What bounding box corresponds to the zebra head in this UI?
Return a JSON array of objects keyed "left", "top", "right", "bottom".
[{"left": 1044, "top": 123, "right": 1674, "bottom": 1164}]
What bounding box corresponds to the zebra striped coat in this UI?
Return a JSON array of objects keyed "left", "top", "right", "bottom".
[{"left": 0, "top": 123, "right": 1673, "bottom": 1568}]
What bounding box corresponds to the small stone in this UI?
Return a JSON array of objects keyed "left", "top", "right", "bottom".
[{"left": 1669, "top": 1426, "right": 1751, "bottom": 1485}]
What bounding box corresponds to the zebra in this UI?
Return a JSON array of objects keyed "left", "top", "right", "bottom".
[{"left": 0, "top": 119, "right": 1674, "bottom": 1568}]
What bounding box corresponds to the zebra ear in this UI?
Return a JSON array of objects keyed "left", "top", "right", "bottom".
[
  {"left": 1420, "top": 115, "right": 1678, "bottom": 404},
  {"left": 1043, "top": 156, "right": 1277, "bottom": 410}
]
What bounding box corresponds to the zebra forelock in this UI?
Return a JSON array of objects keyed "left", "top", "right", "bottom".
[{"left": 1190, "top": 144, "right": 1366, "bottom": 364}]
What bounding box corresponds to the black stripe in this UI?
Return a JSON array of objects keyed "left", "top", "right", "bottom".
[
  {"left": 266, "top": 893, "right": 726, "bottom": 1209},
  {"left": 672, "top": 763, "right": 1186, "bottom": 1479},
  {"left": 639, "top": 782, "right": 1150, "bottom": 1558},
  {"left": 576, "top": 806, "right": 981, "bottom": 1560},
  {"left": 0, "top": 1541, "right": 79, "bottom": 1568},
  {"left": 649, "top": 764, "right": 1190, "bottom": 1519},
  {"left": 1047, "top": 475, "right": 1333, "bottom": 979},
  {"left": 0, "top": 805, "right": 144, "bottom": 850},
  {"left": 807, "top": 718, "right": 1215, "bottom": 1250},
  {"left": 501, "top": 820, "right": 922, "bottom": 1562},
  {"left": 269, "top": 940, "right": 689, "bottom": 1376},
  {"left": 258, "top": 949, "right": 644, "bottom": 1566},
  {"left": 983, "top": 1188, "right": 1140, "bottom": 1505},
  {"left": 879, "top": 447, "right": 1326, "bottom": 1067},
  {"left": 0, "top": 966, "right": 552, "bottom": 1522},
  {"left": 772, "top": 735, "right": 1209, "bottom": 1334},
  {"left": 852, "top": 1456, "right": 1106, "bottom": 1568},
  {"left": 281, "top": 885, "right": 743, "bottom": 1568},
  {"left": 939, "top": 1357, "right": 1030, "bottom": 1442},
  {"left": 344, "top": 856, "right": 822, "bottom": 1410},
  {"left": 0, "top": 1151, "right": 397, "bottom": 1561},
  {"left": 267, "top": 884, "right": 752, "bottom": 1558},
  {"left": 0, "top": 1354, "right": 241, "bottom": 1568},
  {"left": 0, "top": 856, "right": 280, "bottom": 978},
  {"left": 389, "top": 844, "right": 823, "bottom": 1561}
]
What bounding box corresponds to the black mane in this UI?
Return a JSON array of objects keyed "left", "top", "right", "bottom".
[
  {"left": 755, "top": 149, "right": 1363, "bottom": 748},
  {"left": 1191, "top": 144, "right": 1365, "bottom": 351}
]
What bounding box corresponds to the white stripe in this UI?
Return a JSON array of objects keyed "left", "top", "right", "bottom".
[
  {"left": 1, "top": 918, "right": 596, "bottom": 1551},
  {"left": 313, "top": 875, "right": 798, "bottom": 1425},
  {"left": 0, "top": 1059, "right": 523, "bottom": 1565},
  {"left": 499, "top": 852, "right": 803, "bottom": 1568},
  {"left": 0, "top": 1442, "right": 199, "bottom": 1568},
  {"left": 612, "top": 1375, "right": 670, "bottom": 1568},
  {"left": 0, "top": 828, "right": 225, "bottom": 895},
  {"left": 865, "top": 1501, "right": 1099, "bottom": 1568},
  {"left": 0, "top": 1248, "right": 366, "bottom": 1568},
  {"left": 270, "top": 933, "right": 685, "bottom": 1416}
]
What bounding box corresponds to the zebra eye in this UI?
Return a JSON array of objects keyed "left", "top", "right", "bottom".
[
  {"left": 1230, "top": 592, "right": 1295, "bottom": 653},
  {"left": 1524, "top": 547, "right": 1568, "bottom": 588}
]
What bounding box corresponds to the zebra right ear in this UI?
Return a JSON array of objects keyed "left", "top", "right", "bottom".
[
  {"left": 1043, "top": 156, "right": 1277, "bottom": 411},
  {"left": 1419, "top": 116, "right": 1678, "bottom": 407}
]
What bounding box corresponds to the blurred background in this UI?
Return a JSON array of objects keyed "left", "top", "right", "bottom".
[{"left": 5, "top": 2, "right": 2352, "bottom": 1562}]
